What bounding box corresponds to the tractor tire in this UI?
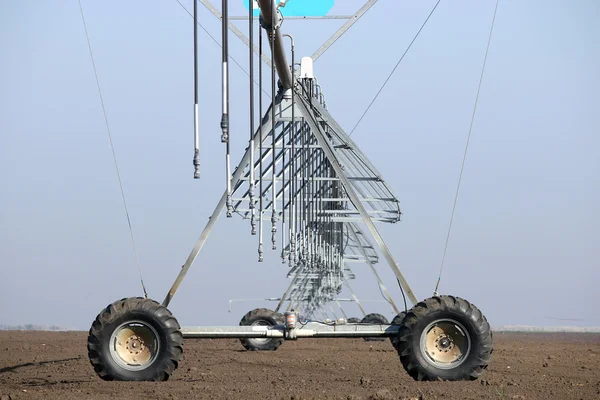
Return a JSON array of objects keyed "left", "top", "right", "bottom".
[
  {"left": 87, "top": 297, "right": 183, "bottom": 381},
  {"left": 395, "top": 295, "right": 493, "bottom": 381},
  {"left": 361, "top": 313, "right": 389, "bottom": 342},
  {"left": 347, "top": 317, "right": 361, "bottom": 323},
  {"left": 239, "top": 308, "right": 284, "bottom": 351},
  {"left": 389, "top": 311, "right": 407, "bottom": 351}
]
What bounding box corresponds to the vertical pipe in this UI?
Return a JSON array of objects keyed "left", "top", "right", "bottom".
[
  {"left": 287, "top": 119, "right": 294, "bottom": 266},
  {"left": 222, "top": 0, "right": 233, "bottom": 217},
  {"left": 305, "top": 119, "right": 311, "bottom": 265},
  {"left": 302, "top": 120, "right": 307, "bottom": 264},
  {"left": 248, "top": 0, "right": 256, "bottom": 234},
  {"left": 281, "top": 120, "right": 286, "bottom": 262},
  {"left": 193, "top": 0, "right": 200, "bottom": 179},
  {"left": 283, "top": 34, "right": 295, "bottom": 265},
  {"left": 270, "top": 0, "right": 277, "bottom": 250},
  {"left": 297, "top": 122, "right": 303, "bottom": 267},
  {"left": 313, "top": 128, "right": 317, "bottom": 266},
  {"left": 317, "top": 123, "right": 321, "bottom": 270},
  {"left": 258, "top": 28, "right": 264, "bottom": 262}
]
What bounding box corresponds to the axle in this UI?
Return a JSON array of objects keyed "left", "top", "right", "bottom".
[{"left": 181, "top": 320, "right": 399, "bottom": 339}]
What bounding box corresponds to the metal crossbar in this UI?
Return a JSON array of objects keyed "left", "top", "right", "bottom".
[{"left": 199, "top": 0, "right": 379, "bottom": 66}]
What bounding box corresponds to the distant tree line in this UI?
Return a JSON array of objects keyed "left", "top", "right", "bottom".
[
  {"left": 0, "top": 324, "right": 67, "bottom": 331},
  {"left": 497, "top": 325, "right": 600, "bottom": 333}
]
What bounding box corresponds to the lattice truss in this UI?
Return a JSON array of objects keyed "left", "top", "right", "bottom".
[
  {"left": 227, "top": 76, "right": 402, "bottom": 317},
  {"left": 159, "top": 0, "right": 417, "bottom": 317}
]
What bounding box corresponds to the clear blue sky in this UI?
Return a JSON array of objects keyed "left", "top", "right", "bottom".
[{"left": 1, "top": 0, "right": 598, "bottom": 330}]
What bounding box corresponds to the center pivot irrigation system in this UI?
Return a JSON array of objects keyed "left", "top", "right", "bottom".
[{"left": 87, "top": 0, "right": 493, "bottom": 383}]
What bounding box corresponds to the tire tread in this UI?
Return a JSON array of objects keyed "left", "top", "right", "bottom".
[
  {"left": 396, "top": 295, "right": 493, "bottom": 381},
  {"left": 87, "top": 297, "right": 183, "bottom": 381}
]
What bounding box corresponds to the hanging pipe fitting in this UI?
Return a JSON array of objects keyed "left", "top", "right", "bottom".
[
  {"left": 250, "top": 210, "right": 257, "bottom": 235},
  {"left": 226, "top": 193, "right": 233, "bottom": 217},
  {"left": 220, "top": 114, "right": 229, "bottom": 143},
  {"left": 271, "top": 213, "right": 278, "bottom": 250},
  {"left": 258, "top": 243, "right": 264, "bottom": 262}
]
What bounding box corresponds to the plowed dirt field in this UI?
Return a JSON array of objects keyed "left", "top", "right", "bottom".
[{"left": 1, "top": 331, "right": 599, "bottom": 399}]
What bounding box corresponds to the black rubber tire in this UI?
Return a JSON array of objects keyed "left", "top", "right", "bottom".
[
  {"left": 361, "top": 313, "right": 389, "bottom": 342},
  {"left": 395, "top": 295, "right": 493, "bottom": 381},
  {"left": 87, "top": 297, "right": 183, "bottom": 381},
  {"left": 239, "top": 308, "right": 284, "bottom": 351},
  {"left": 389, "top": 311, "right": 407, "bottom": 351},
  {"left": 347, "top": 317, "right": 361, "bottom": 323}
]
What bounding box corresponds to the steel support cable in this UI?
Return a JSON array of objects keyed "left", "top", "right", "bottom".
[
  {"left": 78, "top": 0, "right": 148, "bottom": 298},
  {"left": 434, "top": 0, "right": 500, "bottom": 295},
  {"left": 397, "top": 278, "right": 408, "bottom": 313},
  {"left": 349, "top": 0, "right": 442, "bottom": 136},
  {"left": 174, "top": 0, "right": 271, "bottom": 99}
]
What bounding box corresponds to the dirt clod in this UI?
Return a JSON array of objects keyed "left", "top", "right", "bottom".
[
  {"left": 360, "top": 376, "right": 372, "bottom": 387},
  {"left": 366, "top": 389, "right": 394, "bottom": 400}
]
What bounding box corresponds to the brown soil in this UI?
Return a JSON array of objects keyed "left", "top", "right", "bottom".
[{"left": 1, "top": 331, "right": 599, "bottom": 399}]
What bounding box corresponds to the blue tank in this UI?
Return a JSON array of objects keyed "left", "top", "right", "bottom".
[{"left": 244, "top": 0, "right": 335, "bottom": 17}]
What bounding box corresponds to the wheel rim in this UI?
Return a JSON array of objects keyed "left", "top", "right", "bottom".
[
  {"left": 109, "top": 320, "right": 160, "bottom": 371},
  {"left": 248, "top": 320, "right": 271, "bottom": 345},
  {"left": 419, "top": 318, "right": 471, "bottom": 369}
]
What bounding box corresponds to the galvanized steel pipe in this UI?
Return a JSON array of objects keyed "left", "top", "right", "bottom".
[{"left": 257, "top": 0, "right": 294, "bottom": 90}]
